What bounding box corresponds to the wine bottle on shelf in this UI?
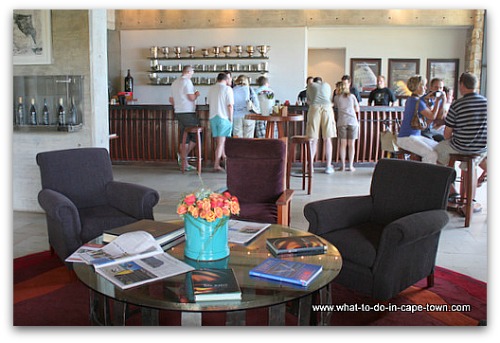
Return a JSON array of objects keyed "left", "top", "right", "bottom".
[
  {"left": 124, "top": 69, "right": 134, "bottom": 93},
  {"left": 69, "top": 97, "right": 77, "bottom": 125},
  {"left": 29, "top": 98, "right": 37, "bottom": 125},
  {"left": 42, "top": 98, "right": 50, "bottom": 125},
  {"left": 16, "top": 96, "right": 24, "bottom": 125},
  {"left": 58, "top": 98, "right": 66, "bottom": 126}
]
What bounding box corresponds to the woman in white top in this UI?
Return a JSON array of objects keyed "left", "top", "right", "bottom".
[
  {"left": 333, "top": 83, "right": 360, "bottom": 171},
  {"left": 232, "top": 75, "right": 260, "bottom": 138}
]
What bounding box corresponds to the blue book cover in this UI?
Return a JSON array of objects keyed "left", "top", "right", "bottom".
[{"left": 249, "top": 257, "right": 323, "bottom": 287}]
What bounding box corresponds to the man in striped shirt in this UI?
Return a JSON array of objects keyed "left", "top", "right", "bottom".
[{"left": 435, "top": 72, "right": 487, "bottom": 166}]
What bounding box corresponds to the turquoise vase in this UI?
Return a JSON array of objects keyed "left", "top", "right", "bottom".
[{"left": 184, "top": 214, "right": 230, "bottom": 261}]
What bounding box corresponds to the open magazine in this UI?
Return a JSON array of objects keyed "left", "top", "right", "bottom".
[
  {"left": 228, "top": 219, "right": 270, "bottom": 245},
  {"left": 66, "top": 231, "right": 194, "bottom": 289}
]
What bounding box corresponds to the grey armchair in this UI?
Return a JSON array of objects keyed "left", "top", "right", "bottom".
[
  {"left": 304, "top": 159, "right": 456, "bottom": 301},
  {"left": 36, "top": 147, "right": 160, "bottom": 264}
]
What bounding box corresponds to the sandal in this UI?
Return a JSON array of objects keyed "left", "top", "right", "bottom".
[{"left": 477, "top": 172, "right": 487, "bottom": 188}]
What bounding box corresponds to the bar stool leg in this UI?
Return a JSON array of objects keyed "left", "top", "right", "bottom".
[
  {"left": 286, "top": 142, "right": 295, "bottom": 190},
  {"left": 196, "top": 129, "right": 202, "bottom": 176},
  {"left": 181, "top": 130, "right": 188, "bottom": 174},
  {"left": 306, "top": 141, "right": 312, "bottom": 195}
]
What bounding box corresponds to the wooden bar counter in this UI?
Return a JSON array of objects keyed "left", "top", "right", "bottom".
[{"left": 109, "top": 104, "right": 404, "bottom": 165}]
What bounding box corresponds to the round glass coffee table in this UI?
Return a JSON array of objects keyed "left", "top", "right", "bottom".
[{"left": 73, "top": 223, "right": 342, "bottom": 326}]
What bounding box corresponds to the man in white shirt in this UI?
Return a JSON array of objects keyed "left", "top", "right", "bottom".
[
  {"left": 208, "top": 73, "right": 234, "bottom": 172},
  {"left": 169, "top": 65, "right": 200, "bottom": 171}
]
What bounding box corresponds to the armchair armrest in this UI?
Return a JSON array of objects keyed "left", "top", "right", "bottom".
[
  {"left": 303, "top": 195, "right": 373, "bottom": 236},
  {"left": 379, "top": 209, "right": 449, "bottom": 247},
  {"left": 276, "top": 189, "right": 294, "bottom": 206},
  {"left": 106, "top": 181, "right": 160, "bottom": 219},
  {"left": 38, "top": 189, "right": 82, "bottom": 259}
]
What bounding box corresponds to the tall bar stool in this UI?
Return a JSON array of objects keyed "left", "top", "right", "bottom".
[
  {"left": 394, "top": 148, "right": 422, "bottom": 161},
  {"left": 180, "top": 126, "right": 203, "bottom": 176},
  {"left": 287, "top": 135, "right": 314, "bottom": 195},
  {"left": 448, "top": 153, "right": 482, "bottom": 227}
]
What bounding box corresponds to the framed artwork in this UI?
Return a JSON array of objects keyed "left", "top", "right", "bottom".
[
  {"left": 13, "top": 10, "right": 52, "bottom": 65},
  {"left": 426, "top": 59, "right": 459, "bottom": 95},
  {"left": 350, "top": 58, "right": 381, "bottom": 94},
  {"left": 388, "top": 59, "right": 420, "bottom": 96}
]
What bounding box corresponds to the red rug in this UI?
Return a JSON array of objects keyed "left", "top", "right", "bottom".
[{"left": 13, "top": 251, "right": 486, "bottom": 326}]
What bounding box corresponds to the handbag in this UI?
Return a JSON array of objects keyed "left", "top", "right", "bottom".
[
  {"left": 410, "top": 99, "right": 427, "bottom": 130},
  {"left": 380, "top": 130, "right": 399, "bottom": 153}
]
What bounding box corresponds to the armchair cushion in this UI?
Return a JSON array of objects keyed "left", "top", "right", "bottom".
[
  {"left": 78, "top": 205, "right": 137, "bottom": 243},
  {"left": 232, "top": 203, "right": 277, "bottom": 224}
]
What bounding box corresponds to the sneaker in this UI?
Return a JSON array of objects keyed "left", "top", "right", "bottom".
[
  {"left": 325, "top": 166, "right": 334, "bottom": 174},
  {"left": 176, "top": 153, "right": 182, "bottom": 167},
  {"left": 184, "top": 164, "right": 197, "bottom": 172}
]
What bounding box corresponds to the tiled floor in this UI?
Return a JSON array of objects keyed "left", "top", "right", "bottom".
[{"left": 13, "top": 161, "right": 488, "bottom": 282}]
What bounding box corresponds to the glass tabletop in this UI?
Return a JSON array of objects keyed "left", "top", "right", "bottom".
[{"left": 73, "top": 223, "right": 342, "bottom": 313}]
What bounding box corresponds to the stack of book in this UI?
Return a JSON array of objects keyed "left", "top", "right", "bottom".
[{"left": 102, "top": 219, "right": 185, "bottom": 249}]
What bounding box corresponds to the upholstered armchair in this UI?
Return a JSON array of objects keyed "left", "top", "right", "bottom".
[
  {"left": 304, "top": 159, "right": 456, "bottom": 301},
  {"left": 36, "top": 148, "right": 160, "bottom": 264},
  {"left": 225, "top": 138, "right": 293, "bottom": 226}
]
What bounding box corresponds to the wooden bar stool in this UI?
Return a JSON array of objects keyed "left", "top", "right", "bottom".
[
  {"left": 394, "top": 148, "right": 422, "bottom": 161},
  {"left": 287, "top": 135, "right": 314, "bottom": 194},
  {"left": 448, "top": 153, "right": 481, "bottom": 228},
  {"left": 181, "top": 126, "right": 203, "bottom": 176}
]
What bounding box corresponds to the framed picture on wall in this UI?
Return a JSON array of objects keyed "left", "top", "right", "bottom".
[
  {"left": 426, "top": 59, "right": 459, "bottom": 96},
  {"left": 350, "top": 58, "right": 381, "bottom": 95},
  {"left": 13, "top": 10, "right": 52, "bottom": 65},
  {"left": 388, "top": 59, "right": 420, "bottom": 96}
]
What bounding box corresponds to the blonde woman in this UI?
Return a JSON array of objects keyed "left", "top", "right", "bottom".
[
  {"left": 333, "top": 82, "right": 360, "bottom": 171},
  {"left": 396, "top": 75, "right": 444, "bottom": 164},
  {"left": 232, "top": 75, "right": 260, "bottom": 138}
]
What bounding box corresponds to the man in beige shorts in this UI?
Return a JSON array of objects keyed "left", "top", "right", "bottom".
[{"left": 306, "top": 77, "right": 337, "bottom": 174}]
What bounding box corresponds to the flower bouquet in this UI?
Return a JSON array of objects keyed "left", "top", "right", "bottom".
[{"left": 177, "top": 188, "right": 240, "bottom": 261}]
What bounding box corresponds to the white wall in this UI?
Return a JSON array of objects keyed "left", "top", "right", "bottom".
[
  {"left": 120, "top": 26, "right": 468, "bottom": 105},
  {"left": 308, "top": 27, "right": 468, "bottom": 80},
  {"left": 120, "top": 27, "right": 307, "bottom": 104}
]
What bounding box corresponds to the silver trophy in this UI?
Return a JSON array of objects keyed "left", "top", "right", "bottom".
[
  {"left": 173, "top": 46, "right": 182, "bottom": 58},
  {"left": 201, "top": 48, "right": 209, "bottom": 57},
  {"left": 187, "top": 46, "right": 196, "bottom": 58},
  {"left": 246, "top": 45, "right": 254, "bottom": 57},
  {"left": 257, "top": 45, "right": 271, "bottom": 57},
  {"left": 150, "top": 46, "right": 159, "bottom": 58},
  {"left": 213, "top": 46, "right": 221, "bottom": 58},
  {"left": 234, "top": 45, "right": 243, "bottom": 58},
  {"left": 223, "top": 45, "right": 232, "bottom": 57},
  {"left": 161, "top": 46, "right": 169, "bottom": 58}
]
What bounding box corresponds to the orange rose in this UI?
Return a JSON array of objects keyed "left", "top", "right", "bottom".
[{"left": 177, "top": 204, "right": 188, "bottom": 215}]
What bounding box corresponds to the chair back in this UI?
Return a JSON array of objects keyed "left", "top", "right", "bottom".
[
  {"left": 225, "top": 138, "right": 286, "bottom": 204},
  {"left": 370, "top": 159, "right": 456, "bottom": 225},
  {"left": 36, "top": 148, "right": 113, "bottom": 208}
]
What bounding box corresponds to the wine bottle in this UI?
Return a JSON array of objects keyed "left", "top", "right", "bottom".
[
  {"left": 42, "top": 98, "right": 50, "bottom": 125},
  {"left": 29, "top": 98, "right": 37, "bottom": 125},
  {"left": 16, "top": 96, "right": 24, "bottom": 125},
  {"left": 58, "top": 98, "right": 66, "bottom": 126},
  {"left": 69, "top": 97, "right": 77, "bottom": 125},
  {"left": 124, "top": 69, "right": 134, "bottom": 93}
]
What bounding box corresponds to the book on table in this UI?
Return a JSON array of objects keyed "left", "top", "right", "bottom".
[
  {"left": 186, "top": 268, "right": 242, "bottom": 302},
  {"left": 102, "top": 219, "right": 185, "bottom": 246},
  {"left": 266, "top": 235, "right": 327, "bottom": 256},
  {"left": 249, "top": 257, "right": 323, "bottom": 287},
  {"left": 227, "top": 219, "right": 270, "bottom": 245}
]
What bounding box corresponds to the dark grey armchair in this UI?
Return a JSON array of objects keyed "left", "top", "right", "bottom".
[
  {"left": 36, "top": 147, "right": 160, "bottom": 264},
  {"left": 304, "top": 159, "right": 456, "bottom": 301}
]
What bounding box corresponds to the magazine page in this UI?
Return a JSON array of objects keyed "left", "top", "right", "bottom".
[
  {"left": 95, "top": 252, "right": 195, "bottom": 289},
  {"left": 65, "top": 243, "right": 103, "bottom": 263},
  {"left": 228, "top": 219, "right": 270, "bottom": 244},
  {"left": 79, "top": 231, "right": 163, "bottom": 268}
]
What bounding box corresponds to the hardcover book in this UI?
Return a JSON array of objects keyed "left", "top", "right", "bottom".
[
  {"left": 266, "top": 235, "right": 327, "bottom": 256},
  {"left": 249, "top": 257, "right": 323, "bottom": 287},
  {"left": 102, "top": 219, "right": 185, "bottom": 246},
  {"left": 186, "top": 268, "right": 242, "bottom": 302}
]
